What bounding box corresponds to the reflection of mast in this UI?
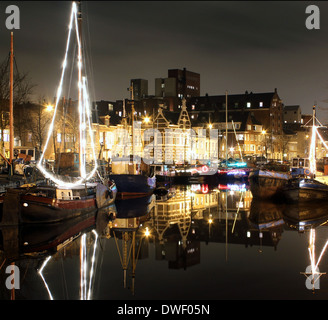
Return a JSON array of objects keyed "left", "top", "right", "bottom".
[
  {"left": 113, "top": 221, "right": 149, "bottom": 295},
  {"left": 300, "top": 228, "right": 328, "bottom": 292}
]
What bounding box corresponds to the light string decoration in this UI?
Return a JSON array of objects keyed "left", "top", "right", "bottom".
[{"left": 37, "top": 1, "right": 97, "bottom": 187}]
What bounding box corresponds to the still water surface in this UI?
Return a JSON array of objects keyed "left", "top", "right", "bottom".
[{"left": 1, "top": 183, "right": 328, "bottom": 300}]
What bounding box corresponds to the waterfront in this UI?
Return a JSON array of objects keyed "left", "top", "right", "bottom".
[{"left": 1, "top": 184, "right": 328, "bottom": 300}]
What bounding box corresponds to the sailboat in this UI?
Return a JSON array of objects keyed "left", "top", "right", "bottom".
[
  {"left": 6, "top": 2, "right": 117, "bottom": 223},
  {"left": 109, "top": 90, "right": 156, "bottom": 199},
  {"left": 282, "top": 105, "right": 328, "bottom": 203}
]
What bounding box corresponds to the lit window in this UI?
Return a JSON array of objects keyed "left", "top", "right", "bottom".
[
  {"left": 247, "top": 102, "right": 251, "bottom": 108},
  {"left": 259, "top": 102, "right": 263, "bottom": 107},
  {"left": 119, "top": 111, "right": 122, "bottom": 117},
  {"left": 57, "top": 133, "right": 62, "bottom": 143}
]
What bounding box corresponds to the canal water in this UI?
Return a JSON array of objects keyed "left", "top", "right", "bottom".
[{"left": 1, "top": 183, "right": 328, "bottom": 300}]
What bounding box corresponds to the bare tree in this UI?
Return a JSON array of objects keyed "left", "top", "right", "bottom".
[{"left": 0, "top": 57, "right": 35, "bottom": 154}]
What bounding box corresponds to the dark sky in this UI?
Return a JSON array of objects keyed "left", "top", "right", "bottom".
[{"left": 1, "top": 1, "right": 328, "bottom": 120}]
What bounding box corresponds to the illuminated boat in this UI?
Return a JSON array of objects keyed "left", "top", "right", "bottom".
[
  {"left": 2, "top": 2, "right": 117, "bottom": 224},
  {"left": 282, "top": 106, "right": 328, "bottom": 203}
]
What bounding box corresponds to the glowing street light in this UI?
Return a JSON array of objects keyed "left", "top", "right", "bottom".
[
  {"left": 45, "top": 104, "right": 54, "bottom": 112},
  {"left": 143, "top": 116, "right": 150, "bottom": 124}
]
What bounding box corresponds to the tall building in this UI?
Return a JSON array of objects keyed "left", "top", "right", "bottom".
[
  {"left": 168, "top": 68, "right": 200, "bottom": 99},
  {"left": 130, "top": 79, "right": 148, "bottom": 101},
  {"left": 283, "top": 105, "right": 302, "bottom": 124},
  {"left": 154, "top": 68, "right": 200, "bottom": 111}
]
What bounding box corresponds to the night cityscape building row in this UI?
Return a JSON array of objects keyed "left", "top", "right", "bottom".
[{"left": 1, "top": 67, "right": 327, "bottom": 163}]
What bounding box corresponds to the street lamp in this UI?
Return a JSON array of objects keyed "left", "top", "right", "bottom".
[{"left": 45, "top": 104, "right": 53, "bottom": 112}]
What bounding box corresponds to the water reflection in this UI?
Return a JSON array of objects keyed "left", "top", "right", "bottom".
[{"left": 2, "top": 184, "right": 328, "bottom": 299}]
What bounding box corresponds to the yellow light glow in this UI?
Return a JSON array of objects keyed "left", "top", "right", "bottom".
[
  {"left": 145, "top": 227, "right": 150, "bottom": 237},
  {"left": 45, "top": 104, "right": 53, "bottom": 112},
  {"left": 144, "top": 116, "right": 150, "bottom": 124}
]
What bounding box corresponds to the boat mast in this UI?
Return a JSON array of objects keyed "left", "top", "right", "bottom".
[
  {"left": 130, "top": 84, "right": 135, "bottom": 159},
  {"left": 225, "top": 90, "right": 228, "bottom": 164},
  {"left": 309, "top": 105, "right": 317, "bottom": 177},
  {"left": 77, "top": 1, "right": 85, "bottom": 178},
  {"left": 9, "top": 32, "right": 14, "bottom": 174}
]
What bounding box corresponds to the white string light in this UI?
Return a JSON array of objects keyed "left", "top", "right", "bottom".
[{"left": 37, "top": 1, "right": 98, "bottom": 187}]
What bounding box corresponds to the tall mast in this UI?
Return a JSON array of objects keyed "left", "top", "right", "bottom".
[
  {"left": 309, "top": 105, "right": 317, "bottom": 176},
  {"left": 9, "top": 32, "right": 14, "bottom": 170},
  {"left": 225, "top": 90, "right": 228, "bottom": 164},
  {"left": 76, "top": 1, "right": 85, "bottom": 178}
]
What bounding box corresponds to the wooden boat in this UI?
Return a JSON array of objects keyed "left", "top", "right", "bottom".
[
  {"left": 15, "top": 181, "right": 116, "bottom": 223},
  {"left": 282, "top": 177, "right": 328, "bottom": 203},
  {"left": 1, "top": 2, "right": 117, "bottom": 224},
  {"left": 249, "top": 169, "right": 290, "bottom": 200},
  {"left": 282, "top": 105, "right": 328, "bottom": 203},
  {"left": 110, "top": 156, "right": 156, "bottom": 198}
]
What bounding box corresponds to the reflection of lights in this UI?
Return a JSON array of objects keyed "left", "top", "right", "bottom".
[
  {"left": 227, "top": 169, "right": 246, "bottom": 176},
  {"left": 218, "top": 184, "right": 246, "bottom": 192},
  {"left": 201, "top": 184, "right": 209, "bottom": 194},
  {"left": 81, "top": 230, "right": 99, "bottom": 300},
  {"left": 38, "top": 256, "right": 54, "bottom": 300}
]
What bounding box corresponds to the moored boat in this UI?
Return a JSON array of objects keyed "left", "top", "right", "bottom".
[
  {"left": 249, "top": 169, "right": 290, "bottom": 200},
  {"left": 282, "top": 105, "right": 328, "bottom": 203},
  {"left": 282, "top": 177, "right": 328, "bottom": 203},
  {"left": 0, "top": 2, "right": 118, "bottom": 224}
]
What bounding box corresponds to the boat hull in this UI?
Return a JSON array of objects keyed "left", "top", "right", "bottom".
[
  {"left": 1, "top": 182, "right": 117, "bottom": 224},
  {"left": 249, "top": 170, "right": 290, "bottom": 200},
  {"left": 282, "top": 178, "right": 328, "bottom": 203},
  {"left": 109, "top": 174, "right": 156, "bottom": 198}
]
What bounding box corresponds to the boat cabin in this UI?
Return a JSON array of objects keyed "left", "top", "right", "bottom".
[{"left": 291, "top": 157, "right": 310, "bottom": 177}]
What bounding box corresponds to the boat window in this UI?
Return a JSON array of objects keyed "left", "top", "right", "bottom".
[{"left": 292, "top": 159, "right": 298, "bottom": 167}]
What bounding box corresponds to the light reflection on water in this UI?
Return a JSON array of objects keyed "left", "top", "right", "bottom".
[{"left": 1, "top": 184, "right": 328, "bottom": 300}]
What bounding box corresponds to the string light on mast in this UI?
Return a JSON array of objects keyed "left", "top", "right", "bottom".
[{"left": 37, "top": 1, "right": 98, "bottom": 187}]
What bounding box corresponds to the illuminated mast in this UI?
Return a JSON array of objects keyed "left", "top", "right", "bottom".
[
  {"left": 37, "top": 1, "right": 98, "bottom": 187},
  {"left": 309, "top": 105, "right": 317, "bottom": 176}
]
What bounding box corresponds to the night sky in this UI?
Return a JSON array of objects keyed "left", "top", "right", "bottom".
[{"left": 1, "top": 1, "right": 328, "bottom": 120}]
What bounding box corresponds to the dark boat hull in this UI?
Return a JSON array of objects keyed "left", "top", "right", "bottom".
[
  {"left": 282, "top": 178, "right": 328, "bottom": 203},
  {"left": 109, "top": 174, "right": 156, "bottom": 198},
  {"left": 1, "top": 182, "right": 117, "bottom": 224},
  {"left": 249, "top": 170, "right": 290, "bottom": 200}
]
